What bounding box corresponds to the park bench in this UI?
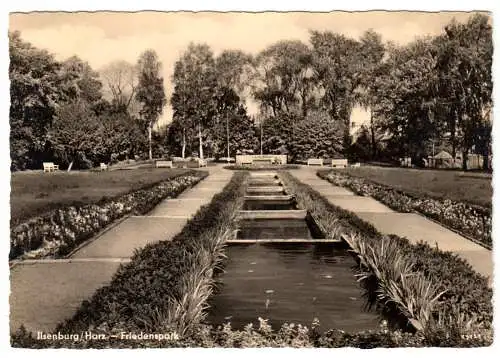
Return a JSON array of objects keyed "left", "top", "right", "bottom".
[
  {"left": 331, "top": 159, "right": 348, "bottom": 168},
  {"left": 307, "top": 158, "right": 323, "bottom": 166},
  {"left": 156, "top": 160, "right": 173, "bottom": 168},
  {"left": 198, "top": 159, "right": 207, "bottom": 167},
  {"left": 350, "top": 162, "right": 361, "bottom": 168},
  {"left": 253, "top": 158, "right": 274, "bottom": 165},
  {"left": 100, "top": 163, "right": 108, "bottom": 171},
  {"left": 43, "top": 162, "right": 59, "bottom": 172}
]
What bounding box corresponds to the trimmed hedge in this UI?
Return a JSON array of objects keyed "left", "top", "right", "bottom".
[
  {"left": 10, "top": 171, "right": 207, "bottom": 260},
  {"left": 317, "top": 170, "right": 492, "bottom": 248}
]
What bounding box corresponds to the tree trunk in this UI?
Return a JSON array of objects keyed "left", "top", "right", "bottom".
[
  {"left": 462, "top": 150, "right": 468, "bottom": 171},
  {"left": 370, "top": 108, "right": 376, "bottom": 160},
  {"left": 148, "top": 120, "right": 152, "bottom": 160},
  {"left": 226, "top": 115, "right": 230, "bottom": 159},
  {"left": 182, "top": 128, "right": 186, "bottom": 159},
  {"left": 482, "top": 145, "right": 489, "bottom": 172},
  {"left": 198, "top": 122, "right": 204, "bottom": 160}
]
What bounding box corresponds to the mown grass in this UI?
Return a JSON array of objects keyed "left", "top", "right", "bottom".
[
  {"left": 333, "top": 166, "right": 492, "bottom": 208},
  {"left": 10, "top": 168, "right": 192, "bottom": 224}
]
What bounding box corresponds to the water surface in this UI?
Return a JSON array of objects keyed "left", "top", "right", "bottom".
[{"left": 207, "top": 243, "right": 380, "bottom": 332}]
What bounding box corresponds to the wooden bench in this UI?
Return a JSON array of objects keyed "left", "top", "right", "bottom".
[
  {"left": 100, "top": 163, "right": 108, "bottom": 171},
  {"left": 307, "top": 158, "right": 323, "bottom": 166},
  {"left": 331, "top": 159, "right": 348, "bottom": 168},
  {"left": 43, "top": 162, "right": 59, "bottom": 172},
  {"left": 350, "top": 162, "right": 361, "bottom": 168},
  {"left": 156, "top": 160, "right": 173, "bottom": 168},
  {"left": 198, "top": 159, "right": 207, "bottom": 167}
]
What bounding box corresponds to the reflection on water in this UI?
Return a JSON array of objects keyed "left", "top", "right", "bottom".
[
  {"left": 242, "top": 199, "right": 297, "bottom": 211},
  {"left": 206, "top": 243, "right": 380, "bottom": 332}
]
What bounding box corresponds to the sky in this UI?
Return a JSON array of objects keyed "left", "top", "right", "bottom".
[{"left": 8, "top": 11, "right": 490, "bottom": 127}]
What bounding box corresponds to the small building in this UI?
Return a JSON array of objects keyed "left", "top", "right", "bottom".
[{"left": 428, "top": 151, "right": 454, "bottom": 168}]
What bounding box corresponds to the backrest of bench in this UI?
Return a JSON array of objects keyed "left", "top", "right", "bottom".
[
  {"left": 307, "top": 158, "right": 323, "bottom": 164},
  {"left": 43, "top": 162, "right": 54, "bottom": 168},
  {"left": 332, "top": 159, "right": 348, "bottom": 166}
]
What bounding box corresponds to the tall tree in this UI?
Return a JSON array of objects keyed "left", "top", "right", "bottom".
[
  {"left": 357, "top": 30, "right": 386, "bottom": 159},
  {"left": 100, "top": 60, "right": 140, "bottom": 116},
  {"left": 48, "top": 99, "right": 102, "bottom": 169},
  {"left": 252, "top": 40, "right": 316, "bottom": 117},
  {"left": 9, "top": 31, "right": 62, "bottom": 170},
  {"left": 171, "top": 43, "right": 218, "bottom": 159},
  {"left": 434, "top": 14, "right": 492, "bottom": 170},
  {"left": 310, "top": 31, "right": 363, "bottom": 153},
  {"left": 136, "top": 49, "right": 166, "bottom": 160}
]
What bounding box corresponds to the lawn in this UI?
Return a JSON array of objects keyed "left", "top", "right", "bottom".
[
  {"left": 339, "top": 166, "right": 492, "bottom": 208},
  {"left": 10, "top": 168, "right": 192, "bottom": 224}
]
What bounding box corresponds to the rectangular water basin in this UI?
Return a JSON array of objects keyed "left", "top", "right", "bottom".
[
  {"left": 249, "top": 172, "right": 278, "bottom": 179},
  {"left": 243, "top": 198, "right": 297, "bottom": 211},
  {"left": 246, "top": 186, "right": 285, "bottom": 195},
  {"left": 206, "top": 242, "right": 380, "bottom": 332},
  {"left": 238, "top": 210, "right": 307, "bottom": 220},
  {"left": 247, "top": 180, "right": 283, "bottom": 187},
  {"left": 236, "top": 216, "right": 324, "bottom": 241}
]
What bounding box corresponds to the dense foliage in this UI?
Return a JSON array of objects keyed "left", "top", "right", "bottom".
[
  {"left": 9, "top": 32, "right": 164, "bottom": 170},
  {"left": 318, "top": 170, "right": 491, "bottom": 248},
  {"left": 10, "top": 171, "right": 206, "bottom": 260}
]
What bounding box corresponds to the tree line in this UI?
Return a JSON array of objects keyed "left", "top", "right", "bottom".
[
  {"left": 168, "top": 13, "right": 491, "bottom": 169},
  {"left": 10, "top": 13, "right": 492, "bottom": 171},
  {"left": 9, "top": 31, "right": 165, "bottom": 170}
]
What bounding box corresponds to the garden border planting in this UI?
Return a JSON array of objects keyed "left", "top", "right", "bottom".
[
  {"left": 11, "top": 170, "right": 492, "bottom": 348},
  {"left": 317, "top": 170, "right": 492, "bottom": 249},
  {"left": 10, "top": 171, "right": 208, "bottom": 260}
]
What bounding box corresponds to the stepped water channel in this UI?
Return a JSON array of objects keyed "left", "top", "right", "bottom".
[{"left": 206, "top": 172, "right": 380, "bottom": 332}]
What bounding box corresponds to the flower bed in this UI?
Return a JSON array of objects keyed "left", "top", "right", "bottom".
[
  {"left": 10, "top": 171, "right": 207, "bottom": 260},
  {"left": 317, "top": 170, "right": 492, "bottom": 248}
]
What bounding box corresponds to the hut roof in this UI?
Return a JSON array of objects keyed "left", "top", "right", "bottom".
[{"left": 434, "top": 150, "right": 453, "bottom": 159}]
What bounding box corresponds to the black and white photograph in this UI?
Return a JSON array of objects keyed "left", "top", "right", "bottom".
[{"left": 4, "top": 6, "right": 495, "bottom": 349}]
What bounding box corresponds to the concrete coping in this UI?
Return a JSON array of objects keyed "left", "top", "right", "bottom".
[
  {"left": 244, "top": 194, "right": 294, "bottom": 201},
  {"left": 238, "top": 209, "right": 307, "bottom": 220},
  {"left": 246, "top": 186, "right": 285, "bottom": 193}
]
